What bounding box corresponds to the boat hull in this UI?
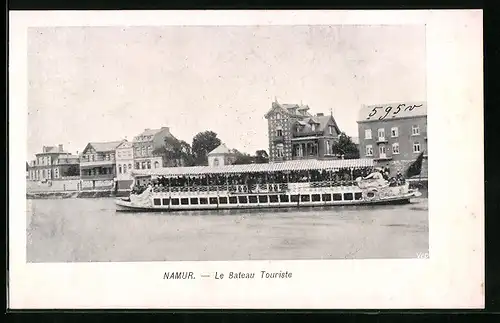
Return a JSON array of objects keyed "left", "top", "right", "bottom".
[{"left": 115, "top": 192, "right": 419, "bottom": 213}]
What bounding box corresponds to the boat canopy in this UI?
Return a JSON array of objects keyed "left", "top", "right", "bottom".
[{"left": 131, "top": 158, "right": 374, "bottom": 177}]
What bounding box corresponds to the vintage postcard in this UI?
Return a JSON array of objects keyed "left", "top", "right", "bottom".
[{"left": 9, "top": 10, "right": 483, "bottom": 309}]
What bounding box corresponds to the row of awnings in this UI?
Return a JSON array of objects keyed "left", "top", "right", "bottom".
[{"left": 131, "top": 158, "right": 374, "bottom": 177}]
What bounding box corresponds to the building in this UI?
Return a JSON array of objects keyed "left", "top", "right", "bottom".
[
  {"left": 356, "top": 101, "right": 428, "bottom": 176},
  {"left": 79, "top": 141, "right": 125, "bottom": 190},
  {"left": 132, "top": 127, "right": 177, "bottom": 170},
  {"left": 264, "top": 100, "right": 341, "bottom": 162},
  {"left": 27, "top": 144, "right": 80, "bottom": 181},
  {"left": 115, "top": 141, "right": 135, "bottom": 190},
  {"left": 208, "top": 143, "right": 237, "bottom": 167}
]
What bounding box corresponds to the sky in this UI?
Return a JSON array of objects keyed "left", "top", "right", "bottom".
[{"left": 27, "top": 25, "right": 426, "bottom": 158}]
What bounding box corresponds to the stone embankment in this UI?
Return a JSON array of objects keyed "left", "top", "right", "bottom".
[{"left": 26, "top": 190, "right": 130, "bottom": 199}]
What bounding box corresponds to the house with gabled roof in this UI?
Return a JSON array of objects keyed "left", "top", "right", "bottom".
[
  {"left": 79, "top": 140, "right": 125, "bottom": 189},
  {"left": 264, "top": 99, "right": 341, "bottom": 162},
  {"left": 133, "top": 127, "right": 178, "bottom": 170}
]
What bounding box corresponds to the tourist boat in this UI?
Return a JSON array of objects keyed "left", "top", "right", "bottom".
[{"left": 115, "top": 159, "right": 422, "bottom": 212}]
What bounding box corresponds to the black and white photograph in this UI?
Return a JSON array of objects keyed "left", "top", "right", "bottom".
[{"left": 10, "top": 10, "right": 483, "bottom": 309}]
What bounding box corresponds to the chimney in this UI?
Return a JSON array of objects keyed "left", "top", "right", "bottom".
[
  {"left": 58, "top": 144, "right": 64, "bottom": 152},
  {"left": 42, "top": 146, "right": 47, "bottom": 153},
  {"left": 316, "top": 113, "right": 324, "bottom": 117}
]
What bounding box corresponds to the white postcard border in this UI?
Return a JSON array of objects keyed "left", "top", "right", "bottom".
[{"left": 9, "top": 10, "right": 484, "bottom": 309}]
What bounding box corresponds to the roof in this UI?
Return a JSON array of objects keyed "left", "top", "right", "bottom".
[
  {"left": 295, "top": 115, "right": 341, "bottom": 134},
  {"left": 87, "top": 141, "right": 124, "bottom": 153},
  {"left": 35, "top": 146, "right": 68, "bottom": 155},
  {"left": 208, "top": 143, "right": 232, "bottom": 156},
  {"left": 138, "top": 128, "right": 163, "bottom": 136},
  {"left": 264, "top": 101, "right": 313, "bottom": 119},
  {"left": 132, "top": 158, "right": 374, "bottom": 177},
  {"left": 358, "top": 101, "right": 427, "bottom": 122},
  {"left": 116, "top": 141, "right": 134, "bottom": 149},
  {"left": 57, "top": 155, "right": 79, "bottom": 159}
]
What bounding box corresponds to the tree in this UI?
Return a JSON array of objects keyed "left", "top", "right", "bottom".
[
  {"left": 153, "top": 136, "right": 195, "bottom": 167},
  {"left": 232, "top": 151, "right": 254, "bottom": 165},
  {"left": 254, "top": 150, "right": 269, "bottom": 164},
  {"left": 332, "top": 132, "right": 360, "bottom": 159},
  {"left": 191, "top": 131, "right": 222, "bottom": 166}
]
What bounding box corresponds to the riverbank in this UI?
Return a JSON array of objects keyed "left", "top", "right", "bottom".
[{"left": 26, "top": 190, "right": 130, "bottom": 199}]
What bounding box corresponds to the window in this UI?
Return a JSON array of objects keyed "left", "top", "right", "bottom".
[
  {"left": 391, "top": 127, "right": 399, "bottom": 137},
  {"left": 301, "top": 195, "right": 310, "bottom": 202},
  {"left": 276, "top": 144, "right": 284, "bottom": 158},
  {"left": 312, "top": 194, "right": 321, "bottom": 202},
  {"left": 162, "top": 198, "right": 170, "bottom": 205},
  {"left": 276, "top": 113, "right": 281, "bottom": 119},
  {"left": 325, "top": 141, "right": 331, "bottom": 155},
  {"left": 280, "top": 195, "right": 289, "bottom": 203},
  {"left": 141, "top": 161, "right": 146, "bottom": 169},
  {"left": 365, "top": 145, "right": 373, "bottom": 157},
  {"left": 190, "top": 198, "right": 199, "bottom": 205},
  {"left": 377, "top": 128, "right": 385, "bottom": 140},
  {"left": 171, "top": 198, "right": 180, "bottom": 205},
  {"left": 333, "top": 193, "right": 342, "bottom": 201},
  {"left": 249, "top": 196, "right": 258, "bottom": 204},
  {"left": 413, "top": 141, "right": 421, "bottom": 153},
  {"left": 258, "top": 195, "right": 268, "bottom": 203},
  {"left": 354, "top": 192, "right": 363, "bottom": 200},
  {"left": 392, "top": 143, "right": 400, "bottom": 154},
  {"left": 118, "top": 165, "right": 122, "bottom": 174},
  {"left": 210, "top": 197, "right": 218, "bottom": 205},
  {"left": 290, "top": 195, "right": 299, "bottom": 202},
  {"left": 412, "top": 125, "right": 420, "bottom": 136},
  {"left": 344, "top": 193, "right": 354, "bottom": 201},
  {"left": 329, "top": 126, "right": 333, "bottom": 135},
  {"left": 154, "top": 161, "right": 159, "bottom": 168},
  {"left": 379, "top": 144, "right": 386, "bottom": 157},
  {"left": 238, "top": 196, "right": 248, "bottom": 204},
  {"left": 135, "top": 162, "right": 140, "bottom": 169},
  {"left": 153, "top": 199, "right": 161, "bottom": 206},
  {"left": 311, "top": 124, "right": 316, "bottom": 132},
  {"left": 128, "top": 164, "right": 132, "bottom": 171},
  {"left": 365, "top": 129, "right": 372, "bottom": 140},
  {"left": 229, "top": 196, "right": 238, "bottom": 204},
  {"left": 123, "top": 164, "right": 127, "bottom": 173},
  {"left": 147, "top": 146, "right": 153, "bottom": 155},
  {"left": 322, "top": 194, "right": 332, "bottom": 202},
  {"left": 219, "top": 197, "right": 228, "bottom": 204},
  {"left": 141, "top": 147, "right": 146, "bottom": 156},
  {"left": 200, "top": 198, "right": 208, "bottom": 205},
  {"left": 269, "top": 195, "right": 279, "bottom": 203},
  {"left": 296, "top": 125, "right": 301, "bottom": 133},
  {"left": 276, "top": 128, "right": 283, "bottom": 137},
  {"left": 213, "top": 158, "right": 219, "bottom": 166}
]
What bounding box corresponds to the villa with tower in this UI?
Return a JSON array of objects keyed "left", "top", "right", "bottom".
[{"left": 264, "top": 99, "right": 341, "bottom": 163}]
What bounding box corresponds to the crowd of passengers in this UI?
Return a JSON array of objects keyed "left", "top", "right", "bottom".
[{"left": 131, "top": 167, "right": 406, "bottom": 194}]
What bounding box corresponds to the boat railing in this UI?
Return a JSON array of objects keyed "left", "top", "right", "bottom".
[{"left": 148, "top": 181, "right": 372, "bottom": 195}]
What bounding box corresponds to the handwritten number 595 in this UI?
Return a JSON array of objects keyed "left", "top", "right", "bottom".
[{"left": 379, "top": 106, "right": 393, "bottom": 120}]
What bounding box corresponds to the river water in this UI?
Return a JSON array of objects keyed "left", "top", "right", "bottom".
[{"left": 26, "top": 197, "right": 428, "bottom": 262}]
